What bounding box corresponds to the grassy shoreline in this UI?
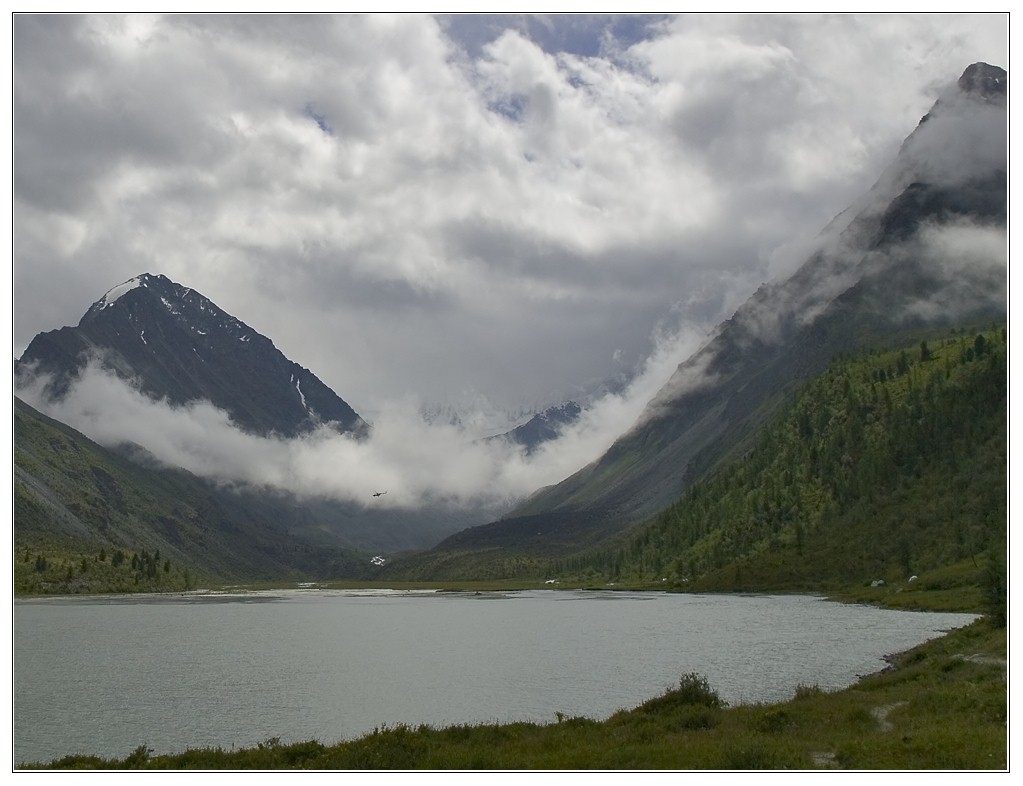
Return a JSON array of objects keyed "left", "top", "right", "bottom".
[{"left": 16, "top": 583, "right": 1005, "bottom": 770}]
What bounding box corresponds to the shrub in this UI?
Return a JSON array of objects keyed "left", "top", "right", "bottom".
[
  {"left": 673, "top": 672, "right": 724, "bottom": 708},
  {"left": 793, "top": 683, "right": 824, "bottom": 700},
  {"left": 124, "top": 745, "right": 152, "bottom": 769},
  {"left": 639, "top": 672, "right": 725, "bottom": 714}
]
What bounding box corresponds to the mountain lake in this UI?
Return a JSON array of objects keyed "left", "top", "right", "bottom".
[{"left": 12, "top": 588, "right": 978, "bottom": 765}]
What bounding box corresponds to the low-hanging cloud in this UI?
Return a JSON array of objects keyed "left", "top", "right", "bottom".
[
  {"left": 14, "top": 320, "right": 706, "bottom": 512},
  {"left": 894, "top": 219, "right": 1007, "bottom": 323},
  {"left": 627, "top": 212, "right": 1006, "bottom": 432}
]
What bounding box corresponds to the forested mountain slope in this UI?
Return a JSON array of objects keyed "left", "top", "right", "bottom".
[
  {"left": 555, "top": 324, "right": 1006, "bottom": 591},
  {"left": 386, "top": 324, "right": 1005, "bottom": 588}
]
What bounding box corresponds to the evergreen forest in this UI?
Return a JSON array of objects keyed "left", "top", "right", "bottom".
[{"left": 546, "top": 324, "right": 1006, "bottom": 607}]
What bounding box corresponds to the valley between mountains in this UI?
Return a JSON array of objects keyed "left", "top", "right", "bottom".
[{"left": 13, "top": 64, "right": 1006, "bottom": 613}]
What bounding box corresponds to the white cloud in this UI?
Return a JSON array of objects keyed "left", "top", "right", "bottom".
[
  {"left": 12, "top": 13, "right": 1007, "bottom": 421},
  {"left": 14, "top": 317, "right": 703, "bottom": 512}
]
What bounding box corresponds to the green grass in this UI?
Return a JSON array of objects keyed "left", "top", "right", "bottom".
[{"left": 25, "top": 618, "right": 1005, "bottom": 770}]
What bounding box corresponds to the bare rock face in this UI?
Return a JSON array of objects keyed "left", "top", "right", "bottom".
[
  {"left": 17, "top": 272, "right": 367, "bottom": 439},
  {"left": 956, "top": 62, "right": 1007, "bottom": 99}
]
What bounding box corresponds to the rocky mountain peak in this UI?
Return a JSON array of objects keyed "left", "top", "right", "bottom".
[
  {"left": 18, "top": 273, "right": 367, "bottom": 439},
  {"left": 957, "top": 62, "right": 1007, "bottom": 100},
  {"left": 82, "top": 273, "right": 258, "bottom": 342}
]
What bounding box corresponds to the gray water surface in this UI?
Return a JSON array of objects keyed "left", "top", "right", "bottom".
[{"left": 12, "top": 589, "right": 976, "bottom": 765}]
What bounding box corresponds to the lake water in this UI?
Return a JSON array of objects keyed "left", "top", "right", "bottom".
[{"left": 12, "top": 589, "right": 977, "bottom": 765}]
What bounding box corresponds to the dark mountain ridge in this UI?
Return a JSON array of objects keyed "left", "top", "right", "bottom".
[
  {"left": 435, "top": 62, "right": 1007, "bottom": 555},
  {"left": 490, "top": 401, "right": 583, "bottom": 454},
  {"left": 17, "top": 273, "right": 367, "bottom": 439},
  {"left": 13, "top": 387, "right": 489, "bottom": 587},
  {"left": 14, "top": 274, "right": 493, "bottom": 555},
  {"left": 13, "top": 394, "right": 374, "bottom": 587}
]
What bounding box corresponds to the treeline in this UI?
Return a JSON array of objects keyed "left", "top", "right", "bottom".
[
  {"left": 14, "top": 541, "right": 197, "bottom": 595},
  {"left": 553, "top": 325, "right": 1006, "bottom": 593}
]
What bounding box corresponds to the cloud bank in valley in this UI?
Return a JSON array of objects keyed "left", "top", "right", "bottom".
[{"left": 15, "top": 319, "right": 705, "bottom": 510}]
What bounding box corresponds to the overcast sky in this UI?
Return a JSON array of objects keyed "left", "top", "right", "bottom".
[
  {"left": 7, "top": 12, "right": 1009, "bottom": 516},
  {"left": 12, "top": 13, "right": 1008, "bottom": 426}
]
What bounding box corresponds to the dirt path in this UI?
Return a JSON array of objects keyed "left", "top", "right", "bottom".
[
  {"left": 871, "top": 701, "right": 908, "bottom": 732},
  {"left": 961, "top": 654, "right": 1007, "bottom": 668},
  {"left": 812, "top": 700, "right": 909, "bottom": 767}
]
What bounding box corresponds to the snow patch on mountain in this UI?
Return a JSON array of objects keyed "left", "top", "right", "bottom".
[
  {"left": 294, "top": 375, "right": 310, "bottom": 413},
  {"left": 96, "top": 276, "right": 143, "bottom": 309}
]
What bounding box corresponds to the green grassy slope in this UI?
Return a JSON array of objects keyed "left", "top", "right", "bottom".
[{"left": 13, "top": 396, "right": 371, "bottom": 593}]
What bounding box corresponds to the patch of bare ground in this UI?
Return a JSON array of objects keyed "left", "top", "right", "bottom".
[
  {"left": 810, "top": 750, "right": 839, "bottom": 768},
  {"left": 960, "top": 654, "right": 1007, "bottom": 668},
  {"left": 871, "top": 700, "right": 908, "bottom": 732}
]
